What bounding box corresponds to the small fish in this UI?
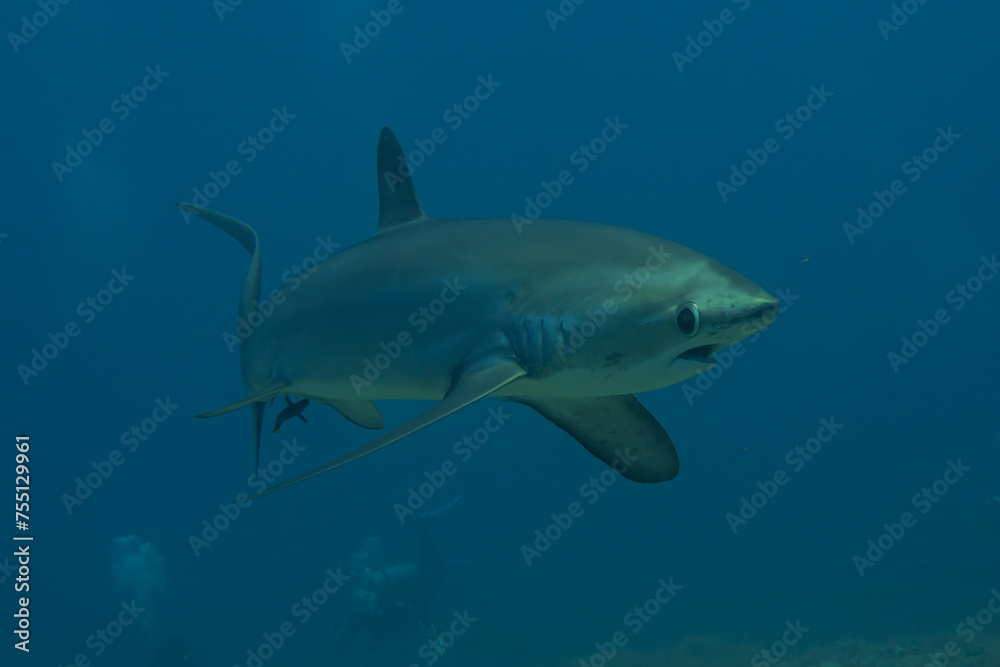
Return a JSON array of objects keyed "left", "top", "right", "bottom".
[{"left": 272, "top": 397, "right": 309, "bottom": 433}]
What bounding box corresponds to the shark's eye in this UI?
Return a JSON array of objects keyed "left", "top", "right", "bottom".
[{"left": 676, "top": 302, "right": 699, "bottom": 337}]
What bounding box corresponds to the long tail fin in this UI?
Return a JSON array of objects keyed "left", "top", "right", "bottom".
[{"left": 177, "top": 202, "right": 265, "bottom": 471}]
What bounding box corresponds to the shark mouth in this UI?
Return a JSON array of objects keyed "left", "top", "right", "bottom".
[{"left": 678, "top": 344, "right": 718, "bottom": 364}]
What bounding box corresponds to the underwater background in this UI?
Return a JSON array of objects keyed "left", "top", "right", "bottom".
[{"left": 2, "top": 0, "right": 999, "bottom": 665}]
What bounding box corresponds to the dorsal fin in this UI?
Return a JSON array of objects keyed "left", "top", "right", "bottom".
[{"left": 376, "top": 127, "right": 425, "bottom": 232}]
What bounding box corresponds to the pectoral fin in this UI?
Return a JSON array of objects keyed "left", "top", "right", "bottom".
[
  {"left": 196, "top": 381, "right": 289, "bottom": 418},
  {"left": 249, "top": 357, "right": 526, "bottom": 499},
  {"left": 506, "top": 395, "right": 679, "bottom": 483}
]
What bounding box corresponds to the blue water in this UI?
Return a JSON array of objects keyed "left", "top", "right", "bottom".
[{"left": 3, "top": 1, "right": 999, "bottom": 665}]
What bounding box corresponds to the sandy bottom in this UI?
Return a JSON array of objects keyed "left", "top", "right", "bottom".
[{"left": 543, "top": 633, "right": 1000, "bottom": 667}]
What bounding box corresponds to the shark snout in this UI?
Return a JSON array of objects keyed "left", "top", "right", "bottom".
[
  {"left": 751, "top": 295, "right": 779, "bottom": 325},
  {"left": 705, "top": 292, "right": 779, "bottom": 346},
  {"left": 674, "top": 294, "right": 778, "bottom": 364},
  {"left": 741, "top": 295, "right": 779, "bottom": 334}
]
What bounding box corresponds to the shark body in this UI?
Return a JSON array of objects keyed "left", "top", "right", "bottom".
[{"left": 180, "top": 128, "right": 777, "bottom": 497}]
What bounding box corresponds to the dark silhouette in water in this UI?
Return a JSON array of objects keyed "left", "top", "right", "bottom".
[
  {"left": 272, "top": 396, "right": 309, "bottom": 433},
  {"left": 334, "top": 499, "right": 458, "bottom": 653}
]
